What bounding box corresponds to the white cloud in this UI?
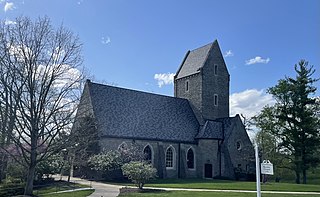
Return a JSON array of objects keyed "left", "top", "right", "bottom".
[
  {"left": 101, "top": 37, "right": 111, "bottom": 45},
  {"left": 4, "top": 2, "right": 15, "bottom": 12},
  {"left": 230, "top": 89, "right": 276, "bottom": 140},
  {"left": 230, "top": 89, "right": 275, "bottom": 118},
  {"left": 224, "top": 50, "right": 234, "bottom": 57},
  {"left": 7, "top": 44, "right": 32, "bottom": 62},
  {"left": 53, "top": 65, "right": 82, "bottom": 88},
  {"left": 4, "top": 19, "right": 16, "bottom": 25},
  {"left": 154, "top": 73, "right": 175, "bottom": 87},
  {"left": 245, "top": 56, "right": 270, "bottom": 65}
]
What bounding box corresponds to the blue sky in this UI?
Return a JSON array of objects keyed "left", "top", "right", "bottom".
[{"left": 1, "top": 0, "right": 319, "bottom": 118}]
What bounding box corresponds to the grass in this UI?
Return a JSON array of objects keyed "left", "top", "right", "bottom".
[
  {"left": 33, "top": 180, "right": 89, "bottom": 195},
  {"left": 39, "top": 189, "right": 94, "bottom": 197},
  {"left": 143, "top": 179, "right": 320, "bottom": 192},
  {"left": 119, "top": 191, "right": 320, "bottom": 197}
]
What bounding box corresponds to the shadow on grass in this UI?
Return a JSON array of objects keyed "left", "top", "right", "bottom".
[{"left": 120, "top": 187, "right": 169, "bottom": 195}]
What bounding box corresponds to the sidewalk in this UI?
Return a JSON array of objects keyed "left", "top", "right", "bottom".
[{"left": 54, "top": 175, "right": 121, "bottom": 197}]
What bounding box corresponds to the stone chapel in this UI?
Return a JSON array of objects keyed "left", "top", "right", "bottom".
[{"left": 73, "top": 39, "right": 255, "bottom": 179}]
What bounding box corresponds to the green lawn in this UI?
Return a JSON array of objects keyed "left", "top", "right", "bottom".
[
  {"left": 119, "top": 191, "right": 320, "bottom": 197},
  {"left": 32, "top": 180, "right": 94, "bottom": 197},
  {"left": 0, "top": 180, "right": 93, "bottom": 197},
  {"left": 39, "top": 189, "right": 94, "bottom": 197},
  {"left": 33, "top": 180, "right": 89, "bottom": 195},
  {"left": 143, "top": 179, "right": 320, "bottom": 192}
]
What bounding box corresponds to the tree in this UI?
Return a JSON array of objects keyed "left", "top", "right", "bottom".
[
  {"left": 36, "top": 154, "right": 64, "bottom": 180},
  {"left": 88, "top": 142, "right": 145, "bottom": 173},
  {"left": 62, "top": 115, "right": 99, "bottom": 182},
  {"left": 254, "top": 60, "right": 320, "bottom": 184},
  {"left": 0, "top": 17, "right": 83, "bottom": 195},
  {"left": 122, "top": 161, "right": 157, "bottom": 189},
  {"left": 254, "top": 108, "right": 292, "bottom": 181},
  {"left": 88, "top": 150, "right": 124, "bottom": 172}
]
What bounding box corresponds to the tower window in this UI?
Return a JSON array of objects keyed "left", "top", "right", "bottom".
[
  {"left": 185, "top": 80, "right": 189, "bottom": 92},
  {"left": 214, "top": 64, "right": 218, "bottom": 75},
  {"left": 214, "top": 94, "right": 218, "bottom": 106},
  {"left": 236, "top": 141, "right": 242, "bottom": 150}
]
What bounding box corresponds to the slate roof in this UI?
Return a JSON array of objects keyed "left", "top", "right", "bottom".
[
  {"left": 175, "top": 41, "right": 216, "bottom": 79},
  {"left": 196, "top": 120, "right": 223, "bottom": 139},
  {"left": 86, "top": 81, "right": 200, "bottom": 143}
]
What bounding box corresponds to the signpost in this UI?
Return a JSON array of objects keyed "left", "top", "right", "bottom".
[
  {"left": 255, "top": 143, "right": 274, "bottom": 197},
  {"left": 255, "top": 142, "right": 261, "bottom": 197}
]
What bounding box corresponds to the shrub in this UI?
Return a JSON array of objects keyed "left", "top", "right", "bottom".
[
  {"left": 121, "top": 161, "right": 157, "bottom": 189},
  {"left": 88, "top": 150, "right": 123, "bottom": 172},
  {"left": 0, "top": 183, "right": 24, "bottom": 196},
  {"left": 36, "top": 154, "right": 64, "bottom": 180}
]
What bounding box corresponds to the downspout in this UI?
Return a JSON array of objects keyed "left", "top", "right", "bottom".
[
  {"left": 178, "top": 143, "right": 181, "bottom": 178},
  {"left": 220, "top": 120, "right": 225, "bottom": 177},
  {"left": 218, "top": 140, "right": 222, "bottom": 177}
]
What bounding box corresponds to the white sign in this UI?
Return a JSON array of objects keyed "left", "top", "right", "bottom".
[{"left": 261, "top": 160, "right": 274, "bottom": 175}]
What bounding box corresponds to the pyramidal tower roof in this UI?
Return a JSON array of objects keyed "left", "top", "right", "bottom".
[{"left": 175, "top": 40, "right": 220, "bottom": 79}]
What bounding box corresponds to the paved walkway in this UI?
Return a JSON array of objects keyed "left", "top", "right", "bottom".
[{"left": 54, "top": 175, "right": 121, "bottom": 197}]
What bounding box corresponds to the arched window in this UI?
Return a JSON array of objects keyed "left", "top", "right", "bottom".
[
  {"left": 166, "top": 146, "right": 175, "bottom": 168},
  {"left": 187, "top": 148, "right": 195, "bottom": 169},
  {"left": 118, "top": 142, "right": 128, "bottom": 151},
  {"left": 143, "top": 145, "right": 152, "bottom": 163},
  {"left": 214, "top": 64, "right": 218, "bottom": 75},
  {"left": 214, "top": 94, "right": 218, "bottom": 106},
  {"left": 236, "top": 141, "right": 242, "bottom": 151},
  {"left": 185, "top": 80, "right": 189, "bottom": 92}
]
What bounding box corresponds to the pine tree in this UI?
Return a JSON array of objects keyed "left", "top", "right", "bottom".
[{"left": 256, "top": 60, "right": 320, "bottom": 184}]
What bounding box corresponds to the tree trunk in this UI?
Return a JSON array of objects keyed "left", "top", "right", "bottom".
[
  {"left": 295, "top": 171, "right": 300, "bottom": 184},
  {"left": 0, "top": 155, "right": 8, "bottom": 183},
  {"left": 0, "top": 154, "right": 5, "bottom": 183},
  {"left": 25, "top": 137, "right": 37, "bottom": 195},
  {"left": 24, "top": 163, "right": 36, "bottom": 195},
  {"left": 302, "top": 169, "right": 307, "bottom": 184},
  {"left": 67, "top": 155, "right": 74, "bottom": 182}
]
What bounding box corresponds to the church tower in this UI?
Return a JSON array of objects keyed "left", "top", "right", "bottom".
[{"left": 174, "top": 40, "right": 229, "bottom": 124}]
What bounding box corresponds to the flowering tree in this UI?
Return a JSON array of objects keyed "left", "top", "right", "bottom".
[
  {"left": 88, "top": 143, "right": 145, "bottom": 172},
  {"left": 122, "top": 161, "right": 157, "bottom": 189}
]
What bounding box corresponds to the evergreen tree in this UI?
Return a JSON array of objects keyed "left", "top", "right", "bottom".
[{"left": 255, "top": 60, "right": 320, "bottom": 184}]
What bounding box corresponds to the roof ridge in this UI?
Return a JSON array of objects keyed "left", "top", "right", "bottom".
[
  {"left": 88, "top": 80, "right": 188, "bottom": 101},
  {"left": 190, "top": 42, "right": 213, "bottom": 52},
  {"left": 200, "top": 42, "right": 215, "bottom": 70},
  {"left": 175, "top": 40, "right": 218, "bottom": 79}
]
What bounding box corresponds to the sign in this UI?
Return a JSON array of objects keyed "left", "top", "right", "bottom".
[{"left": 261, "top": 160, "right": 274, "bottom": 175}]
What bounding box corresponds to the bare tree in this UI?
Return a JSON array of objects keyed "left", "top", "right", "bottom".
[
  {"left": 0, "top": 17, "right": 83, "bottom": 195},
  {"left": 0, "top": 38, "right": 24, "bottom": 182}
]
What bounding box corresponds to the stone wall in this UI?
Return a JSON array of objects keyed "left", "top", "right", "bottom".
[
  {"left": 174, "top": 73, "right": 203, "bottom": 124},
  {"left": 221, "top": 115, "right": 255, "bottom": 178},
  {"left": 198, "top": 139, "right": 220, "bottom": 178},
  {"left": 99, "top": 138, "right": 201, "bottom": 179},
  {"left": 202, "top": 43, "right": 229, "bottom": 120}
]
